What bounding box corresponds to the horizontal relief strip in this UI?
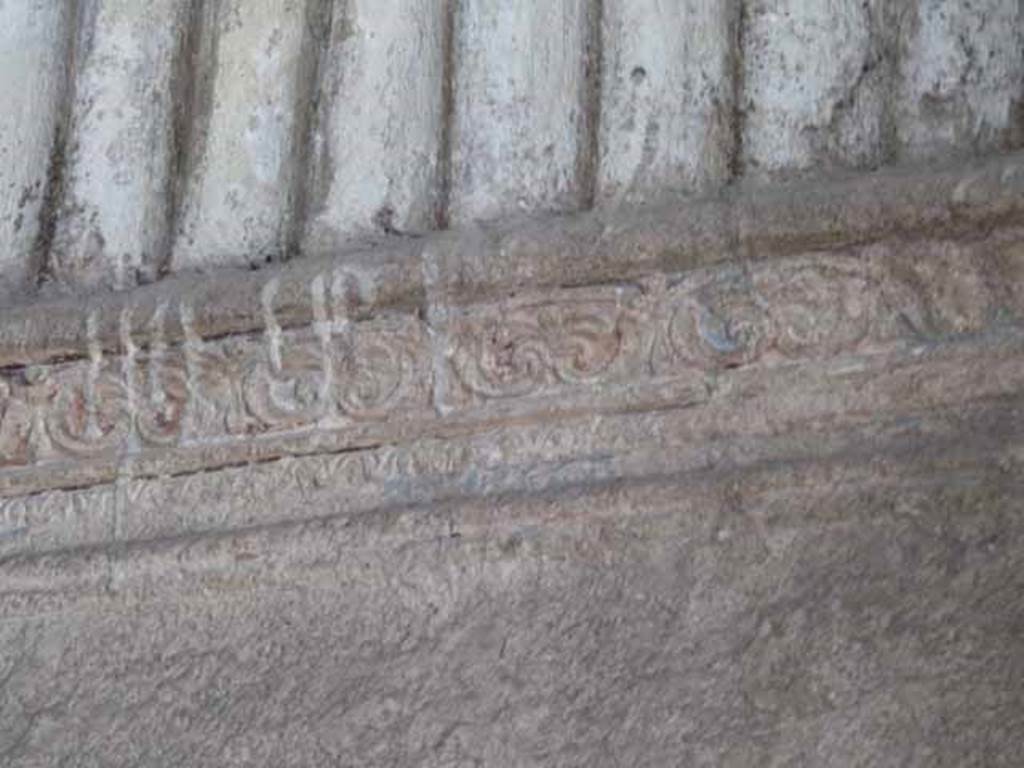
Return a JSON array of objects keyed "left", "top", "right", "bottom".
[
  {"left": 1, "top": 149, "right": 1022, "bottom": 370},
  {"left": 0, "top": 227, "right": 1020, "bottom": 496}
]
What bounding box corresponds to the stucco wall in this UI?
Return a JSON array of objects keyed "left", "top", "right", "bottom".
[
  {"left": 0, "top": 0, "right": 1021, "bottom": 294},
  {"left": 0, "top": 3, "right": 1022, "bottom": 766}
]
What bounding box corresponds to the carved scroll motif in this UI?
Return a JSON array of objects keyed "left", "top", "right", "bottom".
[
  {"left": 0, "top": 244, "right": 1018, "bottom": 482},
  {"left": 45, "top": 312, "right": 128, "bottom": 458},
  {"left": 133, "top": 351, "right": 189, "bottom": 447},
  {"left": 243, "top": 279, "right": 331, "bottom": 431},
  {"left": 0, "top": 373, "right": 46, "bottom": 465},
  {"left": 244, "top": 337, "right": 331, "bottom": 430},
  {"left": 335, "top": 324, "right": 421, "bottom": 420},
  {"left": 663, "top": 261, "right": 875, "bottom": 371},
  {"left": 241, "top": 276, "right": 428, "bottom": 430},
  {"left": 449, "top": 298, "right": 632, "bottom": 401},
  {"left": 46, "top": 364, "right": 128, "bottom": 458},
  {"left": 754, "top": 260, "right": 871, "bottom": 358},
  {"left": 666, "top": 268, "right": 773, "bottom": 370},
  {"left": 124, "top": 304, "right": 190, "bottom": 447}
]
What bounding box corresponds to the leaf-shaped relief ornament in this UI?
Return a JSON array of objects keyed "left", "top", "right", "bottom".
[
  {"left": 451, "top": 300, "right": 627, "bottom": 400},
  {"left": 133, "top": 350, "right": 190, "bottom": 447},
  {"left": 668, "top": 270, "right": 773, "bottom": 371},
  {"left": 755, "top": 261, "right": 870, "bottom": 358},
  {"left": 188, "top": 338, "right": 260, "bottom": 438},
  {"left": 243, "top": 335, "right": 332, "bottom": 431},
  {"left": 46, "top": 362, "right": 129, "bottom": 458},
  {"left": 451, "top": 315, "right": 554, "bottom": 400},
  {"left": 0, "top": 377, "right": 34, "bottom": 466},
  {"left": 541, "top": 304, "right": 623, "bottom": 385},
  {"left": 335, "top": 330, "right": 415, "bottom": 421}
]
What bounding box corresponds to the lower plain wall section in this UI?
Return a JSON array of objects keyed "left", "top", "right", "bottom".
[{"left": 0, "top": 425, "right": 1020, "bottom": 766}]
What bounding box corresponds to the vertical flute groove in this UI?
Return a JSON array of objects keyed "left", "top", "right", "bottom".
[
  {"left": 876, "top": 0, "right": 907, "bottom": 166},
  {"left": 435, "top": 0, "right": 458, "bottom": 230},
  {"left": 286, "top": 0, "right": 337, "bottom": 261},
  {"left": 727, "top": 0, "right": 748, "bottom": 184},
  {"left": 577, "top": 0, "right": 605, "bottom": 210},
  {"left": 31, "top": 0, "right": 85, "bottom": 288},
  {"left": 165, "top": 0, "right": 219, "bottom": 277}
]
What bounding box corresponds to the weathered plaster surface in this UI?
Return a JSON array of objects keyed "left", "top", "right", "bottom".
[
  {"left": 0, "top": 2, "right": 71, "bottom": 294},
  {"left": 598, "top": 0, "right": 737, "bottom": 202},
  {"left": 899, "top": 0, "right": 1024, "bottom": 158},
  {"left": 0, "top": 321, "right": 1021, "bottom": 764},
  {"left": 50, "top": 0, "right": 189, "bottom": 290},
  {"left": 1, "top": 438, "right": 1020, "bottom": 765},
  {"left": 450, "top": 1, "right": 592, "bottom": 223},
  {"left": 173, "top": 0, "right": 311, "bottom": 271},
  {"left": 743, "top": 0, "right": 888, "bottom": 173},
  {"left": 0, "top": 152, "right": 1020, "bottom": 765},
  {"left": 0, "top": 4, "right": 1022, "bottom": 765},
  {"left": 0, "top": 0, "right": 1022, "bottom": 291},
  {"left": 303, "top": 0, "right": 447, "bottom": 252}
]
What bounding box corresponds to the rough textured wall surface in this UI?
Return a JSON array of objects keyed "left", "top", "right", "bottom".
[
  {"left": 0, "top": 2, "right": 1022, "bottom": 766},
  {"left": 0, "top": 150, "right": 1021, "bottom": 766}
]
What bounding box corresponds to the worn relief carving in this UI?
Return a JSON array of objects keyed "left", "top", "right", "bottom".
[
  {"left": 48, "top": 363, "right": 128, "bottom": 458},
  {"left": 241, "top": 278, "right": 428, "bottom": 431},
  {"left": 0, "top": 247, "right": 1017, "bottom": 491},
  {"left": 874, "top": 246, "right": 996, "bottom": 338},
  {"left": 182, "top": 308, "right": 261, "bottom": 439},
  {"left": 661, "top": 260, "right": 878, "bottom": 372},
  {"left": 127, "top": 304, "right": 190, "bottom": 447},
  {"left": 0, "top": 373, "right": 44, "bottom": 466},
  {"left": 0, "top": 271, "right": 432, "bottom": 474},
  {"left": 448, "top": 291, "right": 642, "bottom": 402},
  {"left": 756, "top": 260, "right": 872, "bottom": 357},
  {"left": 666, "top": 268, "right": 773, "bottom": 370},
  {"left": 243, "top": 278, "right": 334, "bottom": 430}
]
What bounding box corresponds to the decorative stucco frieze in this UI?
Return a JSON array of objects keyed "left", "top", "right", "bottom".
[
  {"left": 0, "top": 223, "right": 1020, "bottom": 499},
  {"left": 3, "top": 149, "right": 1023, "bottom": 370},
  {"left": 1, "top": 6, "right": 1022, "bottom": 762},
  {"left": 0, "top": 151, "right": 1019, "bottom": 500}
]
